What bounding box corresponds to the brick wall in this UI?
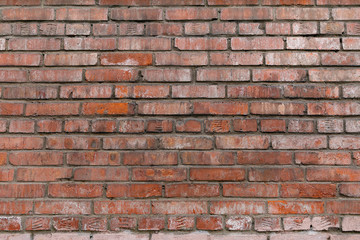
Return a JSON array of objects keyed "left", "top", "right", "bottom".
[{"left": 0, "top": 0, "right": 360, "bottom": 239}]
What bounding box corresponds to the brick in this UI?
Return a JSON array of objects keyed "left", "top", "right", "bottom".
[
  {"left": 12, "top": 23, "right": 37, "bottom": 35},
  {"left": 343, "top": 86, "right": 360, "bottom": 98},
  {"left": 67, "top": 152, "right": 120, "bottom": 166},
  {"left": 93, "top": 233, "right": 148, "bottom": 240},
  {"left": 205, "top": 119, "right": 230, "bottom": 133},
  {"left": 131, "top": 85, "right": 170, "bottom": 98},
  {"left": 333, "top": 8, "right": 360, "bottom": 20},
  {"left": 211, "top": 22, "right": 237, "bottom": 35},
  {"left": 255, "top": 217, "right": 282, "bottom": 232},
  {"left": 176, "top": 120, "right": 202, "bottom": 132},
  {"left": 173, "top": 85, "right": 225, "bottom": 98},
  {"left": 0, "top": 184, "right": 45, "bottom": 198},
  {"left": 152, "top": 201, "right": 207, "bottom": 214},
  {"left": 0, "top": 137, "right": 43, "bottom": 150},
  {"left": 9, "top": 38, "right": 60, "bottom": 51},
  {"left": 0, "top": 201, "right": 33, "bottom": 215},
  {"left": 339, "top": 184, "right": 360, "bottom": 197},
  {"left": 210, "top": 201, "right": 265, "bottom": 214},
  {"left": 168, "top": 216, "right": 195, "bottom": 230},
  {"left": 266, "top": 22, "right": 291, "bottom": 35},
  {"left": 196, "top": 216, "right": 223, "bottom": 230},
  {"left": 45, "top": 53, "right": 97, "bottom": 66},
  {"left": 221, "top": 7, "right": 273, "bottom": 20},
  {"left": 146, "top": 120, "right": 172, "bottom": 133},
  {"left": 229, "top": 86, "right": 282, "bottom": 98},
  {"left": 145, "top": 23, "right": 181, "bottom": 36},
  {"left": 166, "top": 183, "right": 219, "bottom": 197},
  {"left": 0, "top": 217, "right": 21, "bottom": 231},
  {"left": 25, "top": 217, "right": 51, "bottom": 231},
  {"left": 35, "top": 201, "right": 91, "bottom": 214},
  {"left": 60, "top": 85, "right": 112, "bottom": 99},
  {"left": 224, "top": 183, "right": 278, "bottom": 197},
  {"left": 48, "top": 183, "right": 103, "bottom": 198},
  {"left": 64, "top": 120, "right": 89, "bottom": 132},
  {"left": 0, "top": 169, "right": 14, "bottom": 182},
  {"left": 82, "top": 217, "right": 107, "bottom": 232},
  {"left": 123, "top": 152, "right": 177, "bottom": 165},
  {"left": 277, "top": 7, "right": 329, "bottom": 20},
  {"left": 93, "top": 23, "right": 117, "bottom": 36},
  {"left": 1, "top": 8, "right": 54, "bottom": 20},
  {"left": 156, "top": 52, "right": 208, "bottom": 66},
  {"left": 288, "top": 120, "right": 314, "bottom": 133},
  {"left": 225, "top": 216, "right": 252, "bottom": 231},
  {"left": 176, "top": 38, "right": 227, "bottom": 50},
  {"left": 132, "top": 168, "right": 186, "bottom": 181},
  {"left": 266, "top": 52, "right": 320, "bottom": 65},
  {"left": 9, "top": 120, "right": 34, "bottom": 133},
  {"left": 320, "top": 22, "right": 344, "bottom": 34},
  {"left": 37, "top": 120, "right": 62, "bottom": 133},
  {"left": 197, "top": 69, "right": 250, "bottom": 82},
  {"left": 317, "top": 119, "right": 344, "bottom": 133},
  {"left": 268, "top": 200, "right": 324, "bottom": 214},
  {"left": 47, "top": 136, "right": 100, "bottom": 150},
  {"left": 30, "top": 69, "right": 82, "bottom": 82},
  {"left": 307, "top": 168, "right": 360, "bottom": 181},
  {"left": 56, "top": 8, "right": 107, "bottom": 21},
  {"left": 284, "top": 85, "right": 339, "bottom": 99},
  {"left": 118, "top": 37, "right": 171, "bottom": 50},
  {"left": 327, "top": 201, "right": 360, "bottom": 214},
  {"left": 233, "top": 119, "right": 258, "bottom": 132},
  {"left": 139, "top": 217, "right": 165, "bottom": 231},
  {"left": 0, "top": 54, "right": 40, "bottom": 66},
  {"left": 312, "top": 216, "right": 339, "bottom": 231},
  {"left": 153, "top": 0, "right": 204, "bottom": 5},
  {"left": 208, "top": 0, "right": 257, "bottom": 4},
  {"left": 66, "top": 23, "right": 91, "bottom": 35},
  {"left": 295, "top": 152, "right": 351, "bottom": 165},
  {"left": 322, "top": 52, "right": 360, "bottom": 65},
  {"left": 9, "top": 152, "right": 63, "bottom": 166},
  {"left": 185, "top": 23, "right": 209, "bottom": 35},
  {"left": 342, "top": 216, "right": 360, "bottom": 231},
  {"left": 318, "top": 0, "right": 360, "bottom": 4},
  {"left": 109, "top": 217, "right": 137, "bottom": 230},
  {"left": 103, "top": 136, "right": 157, "bottom": 149},
  {"left": 166, "top": 8, "right": 217, "bottom": 20},
  {"left": 253, "top": 69, "right": 306, "bottom": 82},
  {"left": 260, "top": 119, "right": 286, "bottom": 132},
  {"left": 99, "top": 0, "right": 150, "bottom": 5},
  {"left": 210, "top": 52, "right": 263, "bottom": 65},
  {"left": 94, "top": 200, "right": 150, "bottom": 214},
  {"left": 238, "top": 23, "right": 264, "bottom": 35},
  {"left": 216, "top": 135, "right": 269, "bottom": 149},
  {"left": 0, "top": 0, "right": 40, "bottom": 5},
  {"left": 52, "top": 217, "right": 79, "bottom": 231},
  {"left": 249, "top": 168, "right": 304, "bottom": 181},
  {"left": 271, "top": 233, "right": 329, "bottom": 240},
  {"left": 346, "top": 120, "right": 360, "bottom": 132},
  {"left": 26, "top": 103, "right": 79, "bottom": 116},
  {"left": 194, "top": 101, "right": 248, "bottom": 115},
  {"left": 272, "top": 135, "right": 327, "bottom": 149},
  {"left": 74, "top": 168, "right": 129, "bottom": 181},
  {"left": 283, "top": 217, "right": 311, "bottom": 231},
  {"left": 231, "top": 37, "right": 284, "bottom": 50},
  {"left": 101, "top": 53, "right": 152, "bottom": 66},
  {"left": 0, "top": 23, "right": 11, "bottom": 35},
  {"left": 111, "top": 8, "right": 162, "bottom": 20},
  {"left": 287, "top": 37, "right": 340, "bottom": 50},
  {"left": 106, "top": 184, "right": 162, "bottom": 198},
  {"left": 190, "top": 168, "right": 245, "bottom": 181},
  {"left": 347, "top": 22, "right": 360, "bottom": 35},
  {"left": 64, "top": 38, "right": 116, "bottom": 50},
  {"left": 143, "top": 69, "right": 191, "bottom": 82},
  {"left": 138, "top": 102, "right": 191, "bottom": 115},
  {"left": 293, "top": 22, "right": 318, "bottom": 35},
  {"left": 238, "top": 151, "right": 292, "bottom": 165},
  {"left": 17, "top": 168, "right": 71, "bottom": 182},
  {"left": 82, "top": 102, "right": 134, "bottom": 115},
  {"left": 308, "top": 102, "right": 360, "bottom": 115},
  {"left": 0, "top": 70, "right": 27, "bottom": 82},
  {"left": 251, "top": 102, "right": 306, "bottom": 115},
  {"left": 86, "top": 69, "right": 138, "bottom": 82},
  {"left": 281, "top": 183, "right": 336, "bottom": 198},
  {"left": 264, "top": 0, "right": 313, "bottom": 4},
  {"left": 181, "top": 151, "right": 235, "bottom": 165},
  {"left": 3, "top": 86, "right": 57, "bottom": 99}
]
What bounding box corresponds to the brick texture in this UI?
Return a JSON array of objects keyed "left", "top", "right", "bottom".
[{"left": 0, "top": 0, "right": 359, "bottom": 238}]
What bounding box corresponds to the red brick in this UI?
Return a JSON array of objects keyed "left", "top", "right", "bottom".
[
  {"left": 173, "top": 85, "right": 225, "bottom": 98},
  {"left": 318, "top": 0, "right": 360, "bottom": 4},
  {"left": 0, "top": 0, "right": 40, "bottom": 5},
  {"left": 132, "top": 168, "right": 186, "bottom": 181},
  {"left": 233, "top": 119, "right": 258, "bottom": 132},
  {"left": 0, "top": 152, "right": 6, "bottom": 165},
  {"left": 131, "top": 85, "right": 170, "bottom": 98},
  {"left": 67, "top": 152, "right": 120, "bottom": 166},
  {"left": 308, "top": 102, "right": 360, "bottom": 115},
  {"left": 281, "top": 183, "right": 336, "bottom": 198},
  {"left": 223, "top": 183, "right": 278, "bottom": 197},
  {"left": 48, "top": 183, "right": 103, "bottom": 198},
  {"left": 64, "top": 120, "right": 89, "bottom": 132},
  {"left": 64, "top": 38, "right": 116, "bottom": 50},
  {"left": 30, "top": 69, "right": 82, "bottom": 82},
  {"left": 317, "top": 119, "right": 344, "bottom": 133},
  {"left": 238, "top": 23, "right": 264, "bottom": 35},
  {"left": 283, "top": 217, "right": 311, "bottom": 231},
  {"left": 0, "top": 201, "right": 33, "bottom": 215},
  {"left": 166, "top": 8, "right": 217, "bottom": 20},
  {"left": 277, "top": 7, "right": 329, "bottom": 20},
  {"left": 111, "top": 8, "right": 162, "bottom": 20},
  {"left": 268, "top": 200, "right": 324, "bottom": 214},
  {"left": 212, "top": 22, "right": 237, "bottom": 35},
  {"left": 26, "top": 103, "right": 79, "bottom": 116},
  {"left": 249, "top": 168, "right": 304, "bottom": 182},
  {"left": 197, "top": 216, "right": 223, "bottom": 230},
  {"left": 66, "top": 23, "right": 91, "bottom": 35},
  {"left": 284, "top": 85, "right": 339, "bottom": 99},
  {"left": 197, "top": 69, "right": 250, "bottom": 82},
  {"left": 82, "top": 217, "right": 107, "bottom": 232},
  {"left": 82, "top": 102, "right": 134, "bottom": 115},
  {"left": 333, "top": 8, "right": 360, "bottom": 20},
  {"left": 60, "top": 85, "right": 112, "bottom": 99},
  {"left": 74, "top": 168, "right": 129, "bottom": 181},
  {"left": 205, "top": 120, "right": 230, "bottom": 133},
  {"left": 45, "top": 53, "right": 97, "bottom": 66},
  {"left": 255, "top": 217, "right": 282, "bottom": 232},
  {"left": 0, "top": 169, "right": 14, "bottom": 182},
  {"left": 194, "top": 102, "right": 248, "bottom": 115},
  {"left": 152, "top": 201, "right": 207, "bottom": 214},
  {"left": 266, "top": 22, "right": 291, "bottom": 35},
  {"left": 146, "top": 120, "right": 172, "bottom": 133},
  {"left": 106, "top": 184, "right": 162, "bottom": 198},
  {"left": 175, "top": 38, "right": 227, "bottom": 50},
  {"left": 37, "top": 120, "right": 62, "bottom": 133},
  {"left": 312, "top": 216, "right": 339, "bottom": 231},
  {"left": 295, "top": 152, "right": 351, "bottom": 165},
  {"left": 260, "top": 119, "right": 286, "bottom": 132},
  {"left": 181, "top": 151, "right": 235, "bottom": 165},
  {"left": 216, "top": 135, "right": 269, "bottom": 149},
  {"left": 322, "top": 52, "right": 360, "bottom": 65},
  {"left": 288, "top": 120, "right": 314, "bottom": 133},
  {"left": 25, "top": 217, "right": 51, "bottom": 231},
  {"left": 0, "top": 23, "right": 11, "bottom": 35},
  {"left": 190, "top": 168, "right": 245, "bottom": 181},
  {"left": 138, "top": 102, "right": 191, "bottom": 115},
  {"left": 176, "top": 120, "right": 202, "bottom": 132},
  {"left": 253, "top": 69, "right": 306, "bottom": 82},
  {"left": 272, "top": 135, "right": 326, "bottom": 149},
  {"left": 160, "top": 136, "right": 212, "bottom": 150},
  {"left": 103, "top": 136, "right": 157, "bottom": 149},
  {"left": 123, "top": 152, "right": 177, "bottom": 165},
  {"left": 9, "top": 152, "right": 63, "bottom": 166},
  {"left": 56, "top": 8, "right": 108, "bottom": 21},
  {"left": 293, "top": 22, "right": 318, "bottom": 35},
  {"left": 156, "top": 52, "right": 207, "bottom": 66},
  {"left": 320, "top": 22, "right": 344, "bottom": 34},
  {"left": 12, "top": 23, "right": 38, "bottom": 35},
  {"left": 153, "top": 0, "right": 204, "bottom": 5},
  {"left": 0, "top": 184, "right": 45, "bottom": 198},
  {"left": 251, "top": 102, "right": 305, "bottom": 115},
  {"left": 266, "top": 52, "right": 320, "bottom": 65},
  {"left": 185, "top": 23, "right": 209, "bottom": 35},
  {"left": 17, "top": 168, "right": 72, "bottom": 182},
  {"left": 287, "top": 37, "right": 340, "bottom": 50},
  {"left": 110, "top": 217, "right": 137, "bottom": 230},
  {"left": 86, "top": 69, "right": 137, "bottom": 82},
  {"left": 0, "top": 70, "right": 27, "bottom": 83},
  {"left": 221, "top": 7, "right": 273, "bottom": 20},
  {"left": 232, "top": 37, "right": 284, "bottom": 50},
  {"left": 1, "top": 8, "right": 54, "bottom": 20},
  {"left": 342, "top": 37, "right": 360, "bottom": 50},
  {"left": 307, "top": 168, "right": 360, "bottom": 181},
  {"left": 0, "top": 137, "right": 43, "bottom": 150},
  {"left": 229, "top": 86, "right": 282, "bottom": 99},
  {"left": 53, "top": 217, "right": 80, "bottom": 231},
  {"left": 226, "top": 216, "right": 252, "bottom": 231},
  {"left": 99, "top": 0, "right": 150, "bottom": 4},
  {"left": 143, "top": 69, "right": 191, "bottom": 82},
  {"left": 210, "top": 52, "right": 263, "bottom": 65},
  {"left": 210, "top": 201, "right": 265, "bottom": 214},
  {"left": 101, "top": 53, "right": 152, "bottom": 66},
  {"left": 9, "top": 38, "right": 60, "bottom": 51},
  {"left": 3, "top": 86, "right": 57, "bottom": 100},
  {"left": 264, "top": 0, "right": 313, "bottom": 4},
  {"left": 93, "top": 23, "right": 117, "bottom": 36},
  {"left": 208, "top": 0, "right": 258, "bottom": 4},
  {"left": 168, "top": 216, "right": 195, "bottom": 230},
  {"left": 0, "top": 217, "right": 21, "bottom": 231},
  {"left": 46, "top": 0, "right": 95, "bottom": 4},
  {"left": 339, "top": 184, "right": 360, "bottom": 197},
  {"left": 118, "top": 37, "right": 171, "bottom": 50},
  {"left": 0, "top": 54, "right": 40, "bottom": 66},
  {"left": 166, "top": 183, "right": 219, "bottom": 197},
  {"left": 139, "top": 217, "right": 165, "bottom": 231},
  {"left": 9, "top": 120, "right": 34, "bottom": 133},
  {"left": 238, "top": 151, "right": 292, "bottom": 165},
  {"left": 327, "top": 201, "right": 360, "bottom": 214},
  {"left": 145, "top": 23, "right": 182, "bottom": 36},
  {"left": 47, "top": 136, "right": 100, "bottom": 150},
  {"left": 94, "top": 200, "right": 150, "bottom": 214}
]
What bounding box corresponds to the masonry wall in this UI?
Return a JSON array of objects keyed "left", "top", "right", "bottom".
[{"left": 0, "top": 0, "right": 360, "bottom": 239}]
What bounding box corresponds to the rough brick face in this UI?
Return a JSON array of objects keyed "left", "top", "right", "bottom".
[{"left": 0, "top": 0, "right": 359, "bottom": 239}]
